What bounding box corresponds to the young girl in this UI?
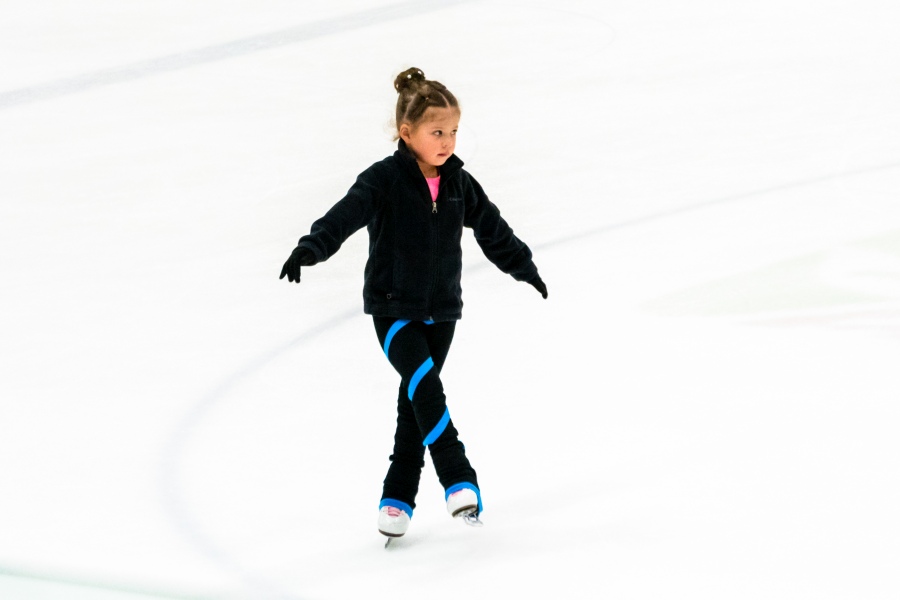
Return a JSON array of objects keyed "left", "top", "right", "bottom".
[{"left": 280, "top": 68, "right": 547, "bottom": 539}]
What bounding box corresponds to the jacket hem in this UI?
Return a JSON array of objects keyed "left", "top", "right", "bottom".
[{"left": 364, "top": 303, "right": 461, "bottom": 322}]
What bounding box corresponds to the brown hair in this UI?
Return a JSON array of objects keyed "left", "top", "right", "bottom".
[{"left": 393, "top": 67, "right": 459, "bottom": 139}]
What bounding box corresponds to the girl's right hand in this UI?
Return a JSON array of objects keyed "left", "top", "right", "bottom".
[{"left": 279, "top": 246, "right": 316, "bottom": 283}]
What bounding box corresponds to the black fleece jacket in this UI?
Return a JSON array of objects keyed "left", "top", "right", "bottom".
[{"left": 296, "top": 140, "right": 539, "bottom": 321}]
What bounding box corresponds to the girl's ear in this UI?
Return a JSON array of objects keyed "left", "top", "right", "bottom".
[{"left": 398, "top": 123, "right": 412, "bottom": 143}]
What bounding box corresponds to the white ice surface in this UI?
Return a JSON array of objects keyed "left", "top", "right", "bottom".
[{"left": 1, "top": 1, "right": 899, "bottom": 598}]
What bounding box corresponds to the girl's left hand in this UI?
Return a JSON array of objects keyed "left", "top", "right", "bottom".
[{"left": 529, "top": 275, "right": 548, "bottom": 299}]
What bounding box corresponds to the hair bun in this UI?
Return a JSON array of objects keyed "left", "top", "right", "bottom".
[{"left": 394, "top": 68, "right": 426, "bottom": 93}]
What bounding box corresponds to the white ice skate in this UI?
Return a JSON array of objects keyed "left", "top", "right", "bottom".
[
  {"left": 446, "top": 488, "right": 479, "bottom": 518},
  {"left": 378, "top": 506, "right": 410, "bottom": 538}
]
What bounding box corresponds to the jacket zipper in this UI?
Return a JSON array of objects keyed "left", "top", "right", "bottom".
[{"left": 427, "top": 183, "right": 439, "bottom": 319}]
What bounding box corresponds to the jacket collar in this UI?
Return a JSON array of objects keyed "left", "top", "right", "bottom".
[{"left": 395, "top": 139, "right": 464, "bottom": 179}]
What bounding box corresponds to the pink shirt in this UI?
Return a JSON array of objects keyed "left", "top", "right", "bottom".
[{"left": 426, "top": 176, "right": 440, "bottom": 202}]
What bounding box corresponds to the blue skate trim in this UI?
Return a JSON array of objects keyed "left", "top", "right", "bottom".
[
  {"left": 424, "top": 320, "right": 434, "bottom": 325},
  {"left": 379, "top": 498, "right": 414, "bottom": 519},
  {"left": 445, "top": 482, "right": 483, "bottom": 513},
  {"left": 383, "top": 319, "right": 410, "bottom": 358},
  {"left": 422, "top": 407, "right": 451, "bottom": 446},
  {"left": 407, "top": 357, "right": 434, "bottom": 401}
]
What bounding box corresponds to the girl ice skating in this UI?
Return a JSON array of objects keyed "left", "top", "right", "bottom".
[{"left": 280, "top": 67, "right": 547, "bottom": 539}]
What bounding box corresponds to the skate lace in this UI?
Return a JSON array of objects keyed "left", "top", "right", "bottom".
[{"left": 385, "top": 506, "right": 403, "bottom": 518}]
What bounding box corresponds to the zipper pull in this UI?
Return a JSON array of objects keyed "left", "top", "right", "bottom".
[{"left": 432, "top": 200, "right": 437, "bottom": 214}]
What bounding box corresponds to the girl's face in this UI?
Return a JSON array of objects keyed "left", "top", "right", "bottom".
[{"left": 399, "top": 106, "right": 460, "bottom": 178}]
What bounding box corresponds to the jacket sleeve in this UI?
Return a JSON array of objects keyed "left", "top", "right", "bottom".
[
  {"left": 295, "top": 164, "right": 384, "bottom": 263},
  {"left": 463, "top": 173, "right": 539, "bottom": 282}
]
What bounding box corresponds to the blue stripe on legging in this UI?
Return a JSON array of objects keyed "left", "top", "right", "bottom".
[
  {"left": 379, "top": 498, "right": 414, "bottom": 518},
  {"left": 383, "top": 319, "right": 410, "bottom": 358},
  {"left": 407, "top": 357, "right": 434, "bottom": 401},
  {"left": 422, "top": 407, "right": 450, "bottom": 446}
]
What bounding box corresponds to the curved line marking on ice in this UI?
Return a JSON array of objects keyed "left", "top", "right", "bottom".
[
  {"left": 159, "top": 307, "right": 360, "bottom": 599},
  {"left": 0, "top": 0, "right": 474, "bottom": 109},
  {"left": 160, "top": 159, "right": 900, "bottom": 597},
  {"left": 530, "top": 159, "right": 900, "bottom": 254},
  {"left": 153, "top": 1, "right": 900, "bottom": 594}
]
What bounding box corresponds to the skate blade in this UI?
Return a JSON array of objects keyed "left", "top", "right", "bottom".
[
  {"left": 451, "top": 504, "right": 478, "bottom": 518},
  {"left": 453, "top": 505, "right": 483, "bottom": 527},
  {"left": 462, "top": 513, "right": 484, "bottom": 527}
]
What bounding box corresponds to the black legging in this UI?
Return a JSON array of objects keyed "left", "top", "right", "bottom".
[{"left": 373, "top": 317, "right": 479, "bottom": 516}]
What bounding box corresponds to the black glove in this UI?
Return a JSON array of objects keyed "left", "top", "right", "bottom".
[
  {"left": 529, "top": 275, "right": 548, "bottom": 299},
  {"left": 279, "top": 246, "right": 316, "bottom": 283}
]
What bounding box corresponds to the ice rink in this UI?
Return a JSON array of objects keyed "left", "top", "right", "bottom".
[{"left": 2, "top": 1, "right": 899, "bottom": 598}]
